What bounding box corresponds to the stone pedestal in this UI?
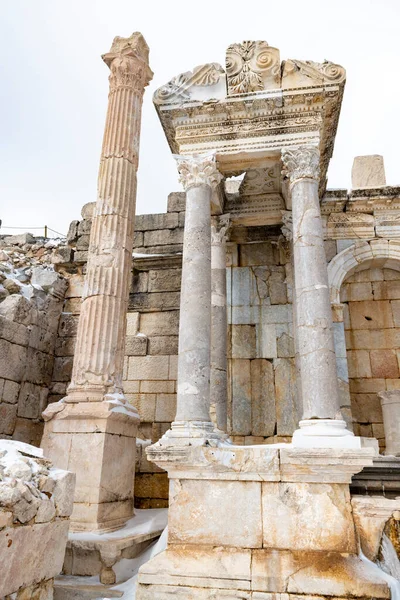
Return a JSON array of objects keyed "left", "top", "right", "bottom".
[
  {"left": 41, "top": 30, "right": 152, "bottom": 542},
  {"left": 379, "top": 391, "right": 400, "bottom": 456},
  {"left": 210, "top": 215, "right": 230, "bottom": 431},
  {"left": 136, "top": 442, "right": 390, "bottom": 599}
]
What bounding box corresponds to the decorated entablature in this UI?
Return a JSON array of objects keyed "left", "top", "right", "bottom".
[{"left": 154, "top": 40, "right": 345, "bottom": 225}]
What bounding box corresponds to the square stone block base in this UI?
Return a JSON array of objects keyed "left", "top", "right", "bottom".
[
  {"left": 136, "top": 546, "right": 391, "bottom": 599},
  {"left": 41, "top": 399, "right": 139, "bottom": 532}
]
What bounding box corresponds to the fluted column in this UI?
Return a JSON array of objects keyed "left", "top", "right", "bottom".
[
  {"left": 68, "top": 34, "right": 153, "bottom": 401},
  {"left": 163, "top": 154, "right": 223, "bottom": 443},
  {"left": 282, "top": 146, "right": 355, "bottom": 446},
  {"left": 41, "top": 33, "right": 153, "bottom": 533},
  {"left": 210, "top": 215, "right": 230, "bottom": 432}
]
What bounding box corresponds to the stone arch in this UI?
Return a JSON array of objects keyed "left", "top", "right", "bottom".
[{"left": 328, "top": 239, "right": 400, "bottom": 305}]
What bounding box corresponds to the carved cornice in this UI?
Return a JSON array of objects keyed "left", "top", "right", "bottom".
[
  {"left": 154, "top": 63, "right": 225, "bottom": 105},
  {"left": 174, "top": 154, "right": 223, "bottom": 191},
  {"left": 281, "top": 146, "right": 320, "bottom": 185},
  {"left": 103, "top": 32, "right": 153, "bottom": 92},
  {"left": 211, "top": 214, "right": 231, "bottom": 244}
]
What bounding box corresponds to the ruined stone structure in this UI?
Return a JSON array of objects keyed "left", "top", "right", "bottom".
[{"left": 1, "top": 34, "right": 400, "bottom": 598}]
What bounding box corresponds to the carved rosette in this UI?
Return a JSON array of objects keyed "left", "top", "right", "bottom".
[
  {"left": 211, "top": 214, "right": 231, "bottom": 244},
  {"left": 281, "top": 146, "right": 320, "bottom": 185},
  {"left": 175, "top": 154, "right": 223, "bottom": 191}
]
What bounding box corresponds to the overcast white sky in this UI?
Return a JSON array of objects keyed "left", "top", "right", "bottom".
[{"left": 1, "top": 0, "right": 399, "bottom": 237}]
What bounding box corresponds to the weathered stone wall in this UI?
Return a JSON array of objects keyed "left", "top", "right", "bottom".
[
  {"left": 341, "top": 266, "right": 400, "bottom": 451},
  {"left": 0, "top": 238, "right": 68, "bottom": 445},
  {"left": 0, "top": 440, "right": 75, "bottom": 600}
]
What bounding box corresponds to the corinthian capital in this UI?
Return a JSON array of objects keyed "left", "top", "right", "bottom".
[
  {"left": 281, "top": 146, "right": 320, "bottom": 185},
  {"left": 102, "top": 32, "right": 153, "bottom": 91},
  {"left": 211, "top": 214, "right": 231, "bottom": 244},
  {"left": 174, "top": 153, "right": 223, "bottom": 191}
]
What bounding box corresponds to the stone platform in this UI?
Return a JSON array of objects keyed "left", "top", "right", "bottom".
[{"left": 55, "top": 508, "right": 167, "bottom": 599}]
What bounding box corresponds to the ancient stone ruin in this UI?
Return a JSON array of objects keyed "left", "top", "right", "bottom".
[{"left": 1, "top": 32, "right": 400, "bottom": 600}]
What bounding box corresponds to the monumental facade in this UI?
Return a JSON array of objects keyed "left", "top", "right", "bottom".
[{"left": 0, "top": 35, "right": 400, "bottom": 597}]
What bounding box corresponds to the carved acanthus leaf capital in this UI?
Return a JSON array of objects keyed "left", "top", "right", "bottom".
[
  {"left": 281, "top": 146, "right": 320, "bottom": 185},
  {"left": 211, "top": 214, "right": 231, "bottom": 244},
  {"left": 103, "top": 32, "right": 153, "bottom": 92},
  {"left": 174, "top": 154, "right": 223, "bottom": 191}
]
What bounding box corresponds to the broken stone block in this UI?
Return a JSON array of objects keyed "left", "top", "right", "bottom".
[
  {"left": 351, "top": 155, "right": 386, "bottom": 189},
  {"left": 0, "top": 294, "right": 32, "bottom": 325}
]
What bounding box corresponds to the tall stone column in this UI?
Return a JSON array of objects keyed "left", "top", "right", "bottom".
[
  {"left": 210, "top": 215, "right": 230, "bottom": 432},
  {"left": 162, "top": 154, "right": 223, "bottom": 443},
  {"left": 281, "top": 146, "right": 355, "bottom": 446},
  {"left": 41, "top": 33, "right": 153, "bottom": 531}
]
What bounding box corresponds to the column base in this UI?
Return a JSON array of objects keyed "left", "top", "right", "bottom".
[
  {"left": 158, "top": 420, "right": 229, "bottom": 447},
  {"left": 293, "top": 419, "right": 379, "bottom": 452}
]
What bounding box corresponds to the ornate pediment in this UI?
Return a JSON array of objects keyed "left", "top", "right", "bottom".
[
  {"left": 226, "top": 40, "right": 280, "bottom": 95},
  {"left": 282, "top": 60, "right": 346, "bottom": 89},
  {"left": 153, "top": 63, "right": 226, "bottom": 106}
]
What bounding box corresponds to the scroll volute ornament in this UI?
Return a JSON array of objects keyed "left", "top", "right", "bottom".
[
  {"left": 226, "top": 40, "right": 280, "bottom": 95},
  {"left": 102, "top": 32, "right": 153, "bottom": 92},
  {"left": 175, "top": 154, "right": 223, "bottom": 191}
]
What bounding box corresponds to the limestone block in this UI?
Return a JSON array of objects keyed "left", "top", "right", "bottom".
[
  {"left": 144, "top": 228, "right": 183, "bottom": 247},
  {"left": 240, "top": 242, "right": 279, "bottom": 267},
  {"left": 140, "top": 310, "right": 179, "bottom": 336},
  {"left": 131, "top": 271, "right": 148, "bottom": 293},
  {"left": 341, "top": 282, "right": 373, "bottom": 302},
  {"left": 0, "top": 339, "right": 27, "bottom": 382},
  {"left": 349, "top": 300, "right": 394, "bottom": 330},
  {"left": 167, "top": 192, "right": 186, "bottom": 213},
  {"left": 155, "top": 393, "right": 176, "bottom": 422},
  {"left": 128, "top": 355, "right": 170, "bottom": 381},
  {"left": 130, "top": 291, "right": 180, "bottom": 312},
  {"left": 135, "top": 473, "right": 169, "bottom": 499},
  {"left": 270, "top": 281, "right": 287, "bottom": 305},
  {"left": 168, "top": 479, "right": 262, "bottom": 547},
  {"left": 231, "top": 359, "right": 252, "bottom": 435},
  {"left": 137, "top": 546, "right": 251, "bottom": 593},
  {"left": 276, "top": 332, "right": 294, "bottom": 358},
  {"left": 58, "top": 313, "right": 79, "bottom": 337},
  {"left": 13, "top": 418, "right": 44, "bottom": 446},
  {"left": 370, "top": 349, "right": 399, "bottom": 378},
  {"left": 351, "top": 393, "right": 383, "bottom": 424},
  {"left": 231, "top": 325, "right": 256, "bottom": 358},
  {"left": 25, "top": 348, "right": 54, "bottom": 386},
  {"left": 63, "top": 297, "right": 81, "bottom": 314},
  {"left": 169, "top": 355, "right": 178, "bottom": 380},
  {"left": 125, "top": 335, "right": 148, "bottom": 356},
  {"left": 67, "top": 220, "right": 79, "bottom": 243},
  {"left": 55, "top": 336, "right": 76, "bottom": 357},
  {"left": 378, "top": 390, "right": 400, "bottom": 455},
  {"left": 64, "top": 274, "right": 84, "bottom": 299},
  {"left": 352, "top": 155, "right": 386, "bottom": 189},
  {"left": 148, "top": 268, "right": 182, "bottom": 292},
  {"left": 0, "top": 520, "right": 69, "bottom": 597},
  {"left": 76, "top": 235, "right": 90, "bottom": 250},
  {"left": 391, "top": 299, "right": 400, "bottom": 327},
  {"left": 372, "top": 280, "right": 400, "bottom": 300},
  {"left": 130, "top": 393, "right": 156, "bottom": 422},
  {"left": 275, "top": 358, "right": 298, "bottom": 436},
  {"left": 231, "top": 267, "right": 251, "bottom": 307},
  {"left": 251, "top": 359, "right": 275, "bottom": 437},
  {"left": 147, "top": 336, "right": 178, "bottom": 355},
  {"left": 262, "top": 482, "right": 356, "bottom": 552},
  {"left": 256, "top": 323, "right": 277, "bottom": 358},
  {"left": 0, "top": 316, "right": 29, "bottom": 346},
  {"left": 135, "top": 212, "right": 179, "bottom": 231},
  {"left": 140, "top": 380, "right": 175, "bottom": 394},
  {"left": 0, "top": 295, "right": 32, "bottom": 325},
  {"left": 74, "top": 250, "right": 88, "bottom": 263},
  {"left": 17, "top": 382, "right": 47, "bottom": 419},
  {"left": 0, "top": 403, "right": 17, "bottom": 435},
  {"left": 3, "top": 380, "right": 20, "bottom": 404},
  {"left": 347, "top": 350, "right": 371, "bottom": 378},
  {"left": 352, "top": 495, "right": 400, "bottom": 561},
  {"left": 347, "top": 328, "right": 400, "bottom": 350},
  {"left": 52, "top": 356, "right": 74, "bottom": 382}
]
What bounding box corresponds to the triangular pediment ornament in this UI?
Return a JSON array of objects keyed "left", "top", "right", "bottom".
[
  {"left": 282, "top": 59, "right": 346, "bottom": 88},
  {"left": 154, "top": 63, "right": 225, "bottom": 105}
]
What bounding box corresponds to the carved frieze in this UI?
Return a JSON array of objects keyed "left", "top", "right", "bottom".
[
  {"left": 226, "top": 40, "right": 280, "bottom": 95},
  {"left": 239, "top": 165, "right": 281, "bottom": 196},
  {"left": 326, "top": 212, "right": 375, "bottom": 240}
]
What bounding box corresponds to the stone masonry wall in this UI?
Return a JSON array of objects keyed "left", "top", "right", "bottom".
[
  {"left": 341, "top": 266, "right": 400, "bottom": 451},
  {"left": 0, "top": 237, "right": 68, "bottom": 445}
]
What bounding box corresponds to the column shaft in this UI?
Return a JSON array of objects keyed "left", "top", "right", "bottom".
[{"left": 210, "top": 216, "right": 230, "bottom": 431}]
